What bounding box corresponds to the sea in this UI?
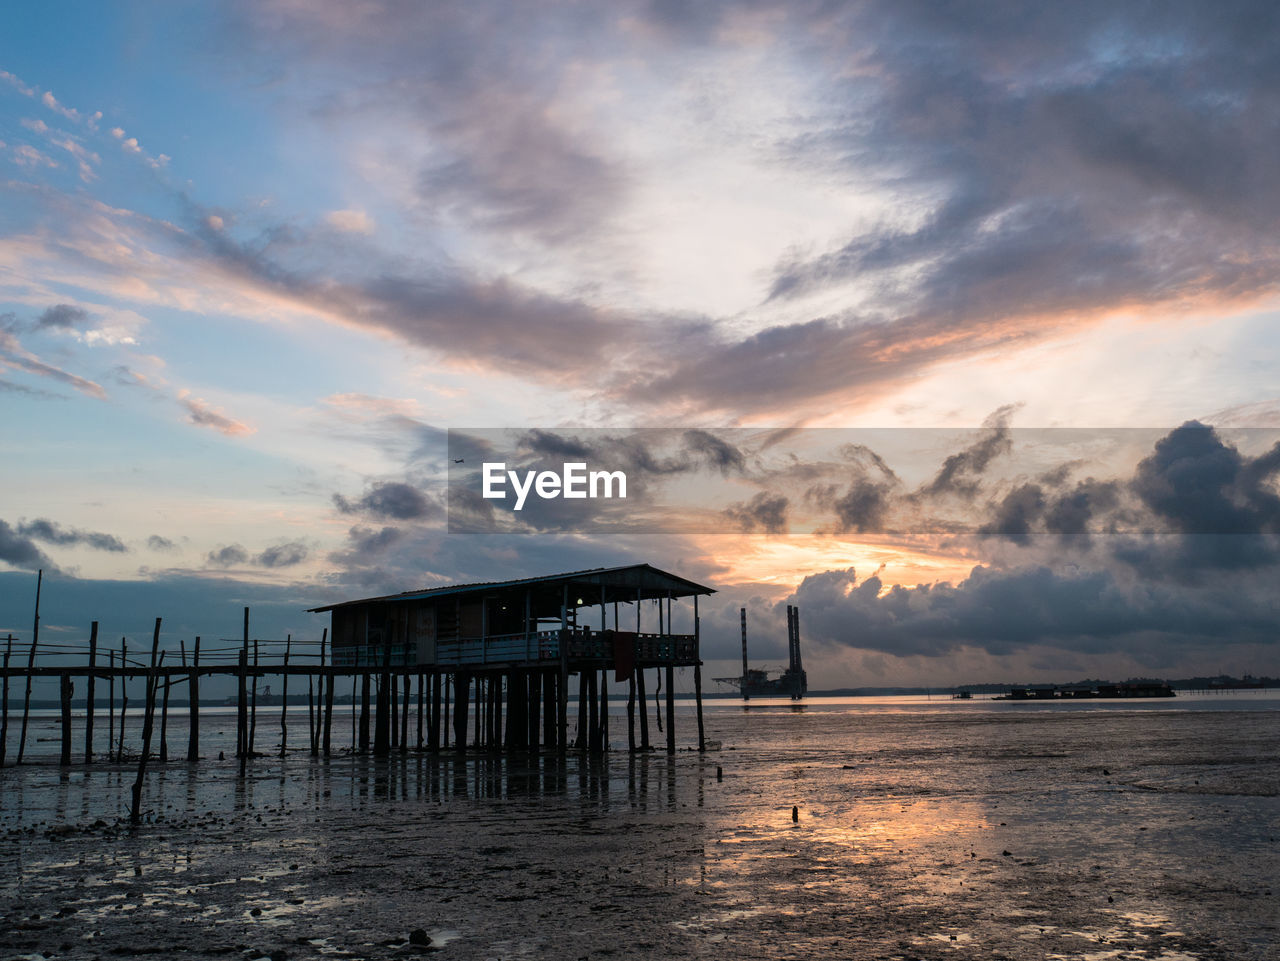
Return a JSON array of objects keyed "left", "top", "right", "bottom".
[{"left": 2, "top": 692, "right": 1277, "bottom": 960}]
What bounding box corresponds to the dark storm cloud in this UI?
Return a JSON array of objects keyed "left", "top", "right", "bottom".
[
  {"left": 977, "top": 484, "right": 1045, "bottom": 546},
  {"left": 790, "top": 563, "right": 1277, "bottom": 660},
  {"left": 916, "top": 409, "right": 1017, "bottom": 500},
  {"left": 256, "top": 542, "right": 309, "bottom": 568},
  {"left": 724, "top": 491, "right": 789, "bottom": 534},
  {"left": 35, "top": 304, "right": 89, "bottom": 329},
  {"left": 17, "top": 518, "right": 127, "bottom": 552},
  {"left": 0, "top": 520, "right": 56, "bottom": 571},
  {"left": 147, "top": 535, "right": 178, "bottom": 552},
  {"left": 333, "top": 481, "right": 441, "bottom": 521},
  {"left": 205, "top": 544, "right": 250, "bottom": 568}
]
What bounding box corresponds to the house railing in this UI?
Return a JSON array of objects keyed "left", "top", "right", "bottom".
[{"left": 333, "top": 628, "right": 697, "bottom": 668}]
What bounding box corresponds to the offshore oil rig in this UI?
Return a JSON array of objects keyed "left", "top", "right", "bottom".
[{"left": 715, "top": 605, "right": 807, "bottom": 699}]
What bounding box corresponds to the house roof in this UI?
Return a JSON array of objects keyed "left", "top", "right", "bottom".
[{"left": 307, "top": 563, "right": 715, "bottom": 613}]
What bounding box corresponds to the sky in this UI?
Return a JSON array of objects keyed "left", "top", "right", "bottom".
[{"left": 2, "top": 0, "right": 1279, "bottom": 695}]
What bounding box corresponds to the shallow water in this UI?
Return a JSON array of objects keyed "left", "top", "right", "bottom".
[{"left": 2, "top": 699, "right": 1277, "bottom": 960}]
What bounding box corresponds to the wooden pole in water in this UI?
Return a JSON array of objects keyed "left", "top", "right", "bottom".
[
  {"left": 322, "top": 629, "right": 334, "bottom": 758},
  {"left": 442, "top": 672, "right": 450, "bottom": 750},
  {"left": 453, "top": 672, "right": 469, "bottom": 752},
  {"left": 1, "top": 635, "right": 10, "bottom": 767},
  {"left": 543, "top": 669, "right": 555, "bottom": 750},
  {"left": 249, "top": 638, "right": 259, "bottom": 756},
  {"left": 416, "top": 670, "right": 424, "bottom": 750},
  {"left": 281, "top": 635, "right": 291, "bottom": 758},
  {"left": 401, "top": 669, "right": 411, "bottom": 754},
  {"left": 118, "top": 638, "right": 129, "bottom": 762},
  {"left": 237, "top": 645, "right": 248, "bottom": 777},
  {"left": 664, "top": 592, "right": 675, "bottom": 753},
  {"left": 429, "top": 672, "right": 441, "bottom": 752},
  {"left": 694, "top": 594, "right": 705, "bottom": 753},
  {"left": 637, "top": 591, "right": 649, "bottom": 750},
  {"left": 130, "top": 617, "right": 161, "bottom": 825},
  {"left": 188, "top": 637, "right": 200, "bottom": 762},
  {"left": 105, "top": 647, "right": 113, "bottom": 764},
  {"left": 85, "top": 621, "right": 98, "bottom": 764},
  {"left": 159, "top": 652, "right": 170, "bottom": 762},
  {"left": 17, "top": 568, "right": 41, "bottom": 764},
  {"left": 59, "top": 672, "right": 72, "bottom": 766},
  {"left": 359, "top": 672, "right": 370, "bottom": 753},
  {"left": 239, "top": 608, "right": 248, "bottom": 760},
  {"left": 350, "top": 675, "right": 357, "bottom": 752}
]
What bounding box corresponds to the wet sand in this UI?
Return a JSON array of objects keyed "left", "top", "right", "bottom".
[{"left": 2, "top": 702, "right": 1277, "bottom": 960}]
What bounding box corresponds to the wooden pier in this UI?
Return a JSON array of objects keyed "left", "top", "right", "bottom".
[{"left": 0, "top": 565, "right": 714, "bottom": 816}]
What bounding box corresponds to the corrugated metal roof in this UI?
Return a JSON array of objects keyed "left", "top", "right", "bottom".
[{"left": 307, "top": 563, "right": 715, "bottom": 612}]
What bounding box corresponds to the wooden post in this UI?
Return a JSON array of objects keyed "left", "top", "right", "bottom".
[
  {"left": 323, "top": 640, "right": 336, "bottom": 758},
  {"left": 694, "top": 594, "right": 705, "bottom": 752},
  {"left": 402, "top": 669, "right": 411, "bottom": 754},
  {"left": 666, "top": 667, "right": 675, "bottom": 754},
  {"left": 416, "top": 670, "right": 424, "bottom": 750},
  {"left": 586, "top": 669, "right": 598, "bottom": 753},
  {"left": 105, "top": 647, "right": 113, "bottom": 764},
  {"left": 130, "top": 617, "right": 161, "bottom": 825},
  {"left": 388, "top": 673, "right": 397, "bottom": 751},
  {"left": 237, "top": 648, "right": 247, "bottom": 777},
  {"left": 0, "top": 635, "right": 10, "bottom": 767},
  {"left": 281, "top": 635, "right": 291, "bottom": 758},
  {"left": 59, "top": 672, "right": 72, "bottom": 766},
  {"left": 188, "top": 637, "right": 200, "bottom": 762},
  {"left": 453, "top": 672, "right": 469, "bottom": 751},
  {"left": 307, "top": 672, "right": 316, "bottom": 756},
  {"left": 558, "top": 588, "right": 568, "bottom": 753},
  {"left": 543, "top": 669, "right": 555, "bottom": 751},
  {"left": 527, "top": 671, "right": 540, "bottom": 753},
  {"left": 118, "top": 639, "right": 129, "bottom": 762},
  {"left": 158, "top": 652, "right": 170, "bottom": 762},
  {"left": 429, "top": 671, "right": 442, "bottom": 752},
  {"left": 359, "top": 672, "right": 371, "bottom": 753},
  {"left": 85, "top": 621, "right": 98, "bottom": 764},
  {"left": 473, "top": 675, "right": 482, "bottom": 747},
  {"left": 637, "top": 589, "right": 650, "bottom": 750},
  {"left": 16, "top": 569, "right": 40, "bottom": 764},
  {"left": 239, "top": 608, "right": 248, "bottom": 760},
  {"left": 249, "top": 638, "right": 259, "bottom": 756},
  {"left": 443, "top": 672, "right": 451, "bottom": 750}
]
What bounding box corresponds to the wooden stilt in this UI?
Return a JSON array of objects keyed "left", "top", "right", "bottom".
[
  {"left": 416, "top": 670, "right": 424, "bottom": 750},
  {"left": 16, "top": 569, "right": 40, "bottom": 764},
  {"left": 323, "top": 645, "right": 335, "bottom": 758},
  {"left": 118, "top": 639, "right": 129, "bottom": 763},
  {"left": 637, "top": 666, "right": 650, "bottom": 750},
  {"left": 1, "top": 635, "right": 10, "bottom": 767},
  {"left": 158, "top": 652, "right": 170, "bottom": 762},
  {"left": 105, "top": 647, "right": 114, "bottom": 765},
  {"left": 453, "top": 672, "right": 469, "bottom": 751},
  {"left": 321, "top": 628, "right": 332, "bottom": 757},
  {"left": 188, "top": 637, "right": 200, "bottom": 762},
  {"left": 237, "top": 645, "right": 247, "bottom": 777},
  {"left": 359, "top": 672, "right": 371, "bottom": 753},
  {"left": 443, "top": 673, "right": 451, "bottom": 750},
  {"left": 599, "top": 666, "right": 609, "bottom": 753},
  {"left": 59, "top": 672, "right": 72, "bottom": 766},
  {"left": 400, "top": 670, "right": 410, "bottom": 753},
  {"left": 586, "top": 669, "right": 598, "bottom": 753},
  {"left": 249, "top": 638, "right": 259, "bottom": 756},
  {"left": 549, "top": 668, "right": 561, "bottom": 752},
  {"left": 307, "top": 673, "right": 316, "bottom": 756},
  {"left": 694, "top": 594, "right": 705, "bottom": 753},
  {"left": 666, "top": 663, "right": 676, "bottom": 754},
  {"left": 430, "top": 671, "right": 442, "bottom": 752},
  {"left": 130, "top": 617, "right": 161, "bottom": 825},
  {"left": 85, "top": 621, "right": 98, "bottom": 764},
  {"left": 388, "top": 673, "right": 397, "bottom": 751},
  {"left": 527, "top": 671, "right": 540, "bottom": 753},
  {"left": 627, "top": 670, "right": 636, "bottom": 753},
  {"left": 281, "top": 635, "right": 291, "bottom": 758},
  {"left": 238, "top": 608, "right": 248, "bottom": 760}
]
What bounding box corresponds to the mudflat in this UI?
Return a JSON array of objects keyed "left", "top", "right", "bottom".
[{"left": 2, "top": 701, "right": 1277, "bottom": 960}]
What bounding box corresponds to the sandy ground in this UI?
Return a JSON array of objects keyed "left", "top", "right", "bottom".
[{"left": 1, "top": 704, "right": 1278, "bottom": 960}]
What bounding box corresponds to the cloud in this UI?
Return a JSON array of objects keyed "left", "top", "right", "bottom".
[
  {"left": 147, "top": 535, "right": 178, "bottom": 552},
  {"left": 206, "top": 544, "right": 250, "bottom": 567},
  {"left": 0, "top": 520, "right": 56, "bottom": 571},
  {"left": 256, "top": 541, "right": 309, "bottom": 568},
  {"left": 40, "top": 90, "right": 78, "bottom": 122},
  {"left": 325, "top": 209, "right": 375, "bottom": 234},
  {"left": 177, "top": 393, "right": 255, "bottom": 436},
  {"left": 333, "top": 481, "right": 440, "bottom": 520},
  {"left": 17, "top": 518, "right": 127, "bottom": 552},
  {"left": 35, "top": 303, "right": 90, "bottom": 329},
  {"left": 724, "top": 491, "right": 789, "bottom": 534}
]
